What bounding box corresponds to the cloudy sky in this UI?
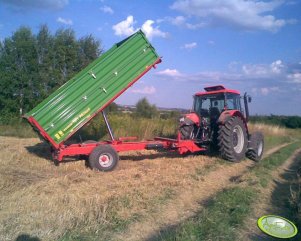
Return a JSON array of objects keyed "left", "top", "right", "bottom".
[{"left": 0, "top": 0, "right": 301, "bottom": 115}]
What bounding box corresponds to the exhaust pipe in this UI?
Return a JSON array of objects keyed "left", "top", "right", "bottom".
[{"left": 244, "top": 92, "right": 250, "bottom": 122}]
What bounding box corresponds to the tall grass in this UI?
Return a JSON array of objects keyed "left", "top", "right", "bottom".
[
  {"left": 0, "top": 123, "right": 36, "bottom": 138},
  {"left": 249, "top": 122, "right": 292, "bottom": 150},
  {"left": 62, "top": 114, "right": 178, "bottom": 142}
]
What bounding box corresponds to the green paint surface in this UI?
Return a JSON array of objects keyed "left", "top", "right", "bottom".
[{"left": 24, "top": 30, "right": 159, "bottom": 144}]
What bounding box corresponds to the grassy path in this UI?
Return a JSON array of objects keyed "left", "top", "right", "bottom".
[
  {"left": 148, "top": 142, "right": 301, "bottom": 241},
  {"left": 238, "top": 148, "right": 301, "bottom": 241},
  {"left": 112, "top": 142, "right": 293, "bottom": 241}
]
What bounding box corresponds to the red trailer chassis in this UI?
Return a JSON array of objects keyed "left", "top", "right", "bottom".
[{"left": 52, "top": 133, "right": 205, "bottom": 162}]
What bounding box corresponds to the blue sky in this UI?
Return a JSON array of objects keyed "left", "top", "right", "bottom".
[{"left": 0, "top": 0, "right": 301, "bottom": 115}]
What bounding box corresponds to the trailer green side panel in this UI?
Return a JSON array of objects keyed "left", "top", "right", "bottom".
[{"left": 24, "top": 30, "right": 160, "bottom": 145}]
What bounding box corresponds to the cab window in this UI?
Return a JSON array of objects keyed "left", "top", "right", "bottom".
[{"left": 226, "top": 93, "right": 241, "bottom": 111}]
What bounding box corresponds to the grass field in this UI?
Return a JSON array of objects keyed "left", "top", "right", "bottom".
[{"left": 0, "top": 120, "right": 300, "bottom": 241}]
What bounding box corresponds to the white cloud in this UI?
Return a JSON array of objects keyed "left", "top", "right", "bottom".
[
  {"left": 242, "top": 60, "right": 285, "bottom": 78},
  {"left": 287, "top": 73, "right": 301, "bottom": 83},
  {"left": 100, "top": 5, "right": 114, "bottom": 14},
  {"left": 270, "top": 60, "right": 284, "bottom": 74},
  {"left": 112, "top": 16, "right": 136, "bottom": 36},
  {"left": 141, "top": 20, "right": 168, "bottom": 40},
  {"left": 155, "top": 60, "right": 301, "bottom": 95},
  {"left": 186, "top": 22, "right": 207, "bottom": 29},
  {"left": 253, "top": 86, "right": 279, "bottom": 96},
  {"left": 168, "top": 16, "right": 187, "bottom": 26},
  {"left": 57, "top": 17, "right": 73, "bottom": 25},
  {"left": 160, "top": 16, "right": 206, "bottom": 29},
  {"left": 113, "top": 16, "right": 168, "bottom": 40},
  {"left": 242, "top": 64, "right": 269, "bottom": 77},
  {"left": 182, "top": 42, "right": 197, "bottom": 49},
  {"left": 156, "top": 68, "right": 182, "bottom": 77},
  {"left": 170, "top": 0, "right": 295, "bottom": 32},
  {"left": 131, "top": 86, "right": 156, "bottom": 94}
]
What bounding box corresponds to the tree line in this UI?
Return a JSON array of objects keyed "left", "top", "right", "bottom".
[
  {"left": 0, "top": 25, "right": 102, "bottom": 122},
  {"left": 250, "top": 115, "right": 301, "bottom": 129}
]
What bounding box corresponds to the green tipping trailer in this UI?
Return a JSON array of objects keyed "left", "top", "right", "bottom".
[{"left": 24, "top": 30, "right": 161, "bottom": 148}]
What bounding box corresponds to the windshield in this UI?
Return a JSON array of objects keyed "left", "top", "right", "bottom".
[
  {"left": 226, "top": 93, "right": 242, "bottom": 111},
  {"left": 193, "top": 94, "right": 225, "bottom": 117}
]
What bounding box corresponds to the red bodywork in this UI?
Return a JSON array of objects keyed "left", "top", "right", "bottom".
[
  {"left": 184, "top": 112, "right": 200, "bottom": 126},
  {"left": 31, "top": 83, "right": 245, "bottom": 162},
  {"left": 195, "top": 85, "right": 240, "bottom": 96},
  {"left": 52, "top": 134, "right": 204, "bottom": 161}
]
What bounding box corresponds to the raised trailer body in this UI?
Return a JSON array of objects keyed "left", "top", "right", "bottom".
[
  {"left": 24, "top": 30, "right": 202, "bottom": 170},
  {"left": 24, "top": 30, "right": 161, "bottom": 148}
]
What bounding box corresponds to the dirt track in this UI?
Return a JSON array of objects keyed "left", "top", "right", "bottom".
[{"left": 0, "top": 136, "right": 294, "bottom": 241}]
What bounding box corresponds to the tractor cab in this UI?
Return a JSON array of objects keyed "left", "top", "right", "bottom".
[{"left": 193, "top": 85, "right": 244, "bottom": 119}]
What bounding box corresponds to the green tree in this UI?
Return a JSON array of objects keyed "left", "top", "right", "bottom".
[
  {"left": 0, "top": 27, "right": 38, "bottom": 115},
  {"left": 36, "top": 25, "right": 54, "bottom": 98},
  {"left": 78, "top": 35, "right": 101, "bottom": 68},
  {"left": 285, "top": 116, "right": 301, "bottom": 129},
  {"left": 135, "top": 98, "right": 158, "bottom": 118},
  {"left": 52, "top": 28, "right": 78, "bottom": 86},
  {"left": 105, "top": 102, "right": 118, "bottom": 113},
  {"left": 0, "top": 25, "right": 102, "bottom": 121}
]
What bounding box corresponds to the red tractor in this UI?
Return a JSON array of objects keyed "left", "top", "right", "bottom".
[{"left": 179, "top": 85, "right": 264, "bottom": 162}]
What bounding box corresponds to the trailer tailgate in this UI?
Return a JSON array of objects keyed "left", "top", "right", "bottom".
[{"left": 24, "top": 30, "right": 161, "bottom": 146}]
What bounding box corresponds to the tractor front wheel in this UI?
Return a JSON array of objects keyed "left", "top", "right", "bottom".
[
  {"left": 218, "top": 116, "right": 248, "bottom": 162},
  {"left": 89, "top": 145, "right": 119, "bottom": 172},
  {"left": 246, "top": 132, "right": 264, "bottom": 162}
]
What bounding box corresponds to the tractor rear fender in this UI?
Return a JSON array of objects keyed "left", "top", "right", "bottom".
[{"left": 217, "top": 110, "right": 249, "bottom": 134}]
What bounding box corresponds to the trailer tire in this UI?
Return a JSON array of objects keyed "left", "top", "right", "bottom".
[
  {"left": 246, "top": 132, "right": 264, "bottom": 162},
  {"left": 89, "top": 145, "right": 119, "bottom": 172},
  {"left": 218, "top": 116, "right": 247, "bottom": 162}
]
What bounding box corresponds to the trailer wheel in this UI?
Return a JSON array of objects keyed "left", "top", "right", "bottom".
[
  {"left": 246, "top": 132, "right": 264, "bottom": 162},
  {"left": 218, "top": 116, "right": 247, "bottom": 162},
  {"left": 89, "top": 145, "right": 119, "bottom": 172}
]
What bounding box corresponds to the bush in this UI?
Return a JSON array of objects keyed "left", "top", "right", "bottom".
[{"left": 135, "top": 98, "right": 158, "bottom": 119}]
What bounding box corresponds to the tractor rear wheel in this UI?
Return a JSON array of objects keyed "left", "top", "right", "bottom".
[
  {"left": 218, "top": 116, "right": 247, "bottom": 162},
  {"left": 246, "top": 132, "right": 264, "bottom": 162},
  {"left": 89, "top": 145, "right": 119, "bottom": 171}
]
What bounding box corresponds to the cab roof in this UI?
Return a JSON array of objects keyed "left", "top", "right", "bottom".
[{"left": 195, "top": 85, "right": 240, "bottom": 96}]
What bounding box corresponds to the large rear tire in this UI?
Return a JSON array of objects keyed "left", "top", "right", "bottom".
[
  {"left": 89, "top": 145, "right": 119, "bottom": 172},
  {"left": 218, "top": 116, "right": 248, "bottom": 162},
  {"left": 246, "top": 132, "right": 264, "bottom": 162}
]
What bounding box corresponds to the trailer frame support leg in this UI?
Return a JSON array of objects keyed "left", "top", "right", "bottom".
[{"left": 102, "top": 110, "right": 115, "bottom": 141}]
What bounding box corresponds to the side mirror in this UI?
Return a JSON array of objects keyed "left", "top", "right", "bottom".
[{"left": 248, "top": 96, "right": 252, "bottom": 103}]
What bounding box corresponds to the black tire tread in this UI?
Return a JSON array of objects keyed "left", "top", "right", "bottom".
[
  {"left": 217, "top": 116, "right": 247, "bottom": 162},
  {"left": 89, "top": 145, "right": 119, "bottom": 172},
  {"left": 246, "top": 131, "right": 264, "bottom": 162}
]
